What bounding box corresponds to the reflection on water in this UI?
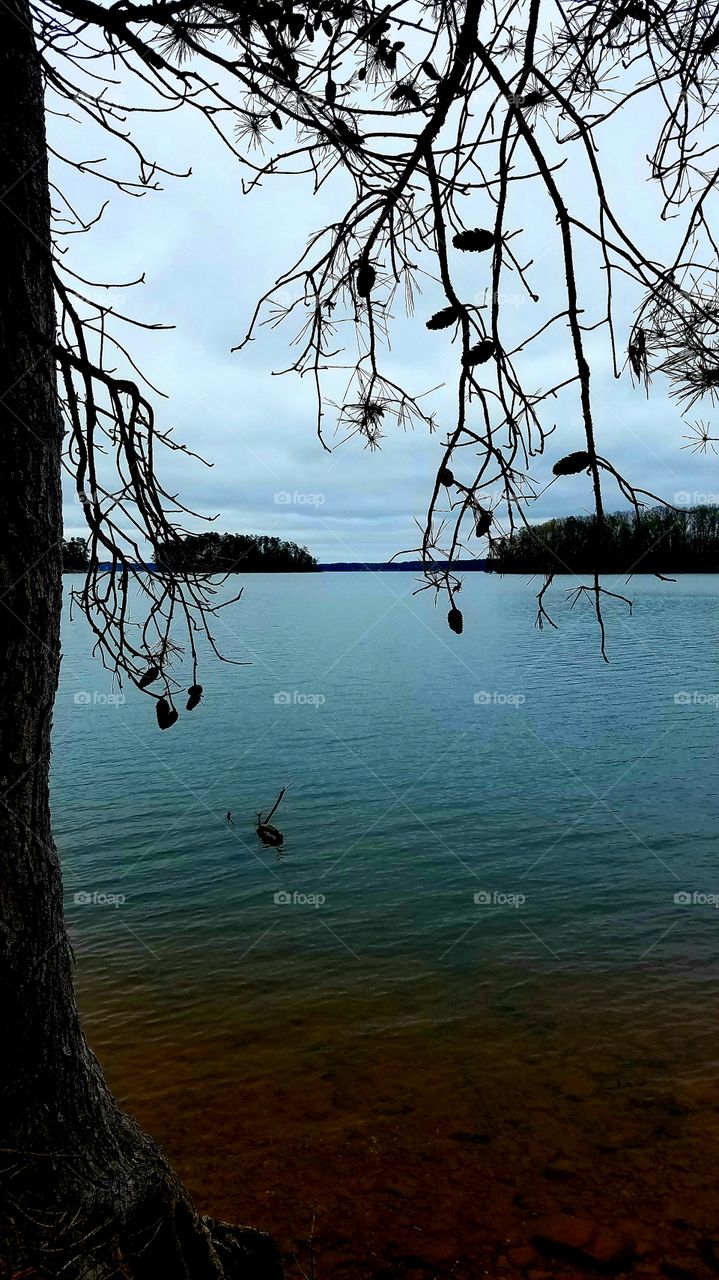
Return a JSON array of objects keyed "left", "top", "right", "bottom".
[{"left": 54, "top": 573, "right": 719, "bottom": 1274}]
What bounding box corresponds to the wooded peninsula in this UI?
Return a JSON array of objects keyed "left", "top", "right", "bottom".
[{"left": 491, "top": 505, "right": 719, "bottom": 574}]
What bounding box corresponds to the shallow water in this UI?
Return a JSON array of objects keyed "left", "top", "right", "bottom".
[{"left": 54, "top": 572, "right": 719, "bottom": 1276}]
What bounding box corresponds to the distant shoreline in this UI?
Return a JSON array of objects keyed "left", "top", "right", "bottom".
[
  {"left": 62, "top": 561, "right": 719, "bottom": 575},
  {"left": 65, "top": 559, "right": 494, "bottom": 574},
  {"left": 318, "top": 560, "right": 492, "bottom": 572}
]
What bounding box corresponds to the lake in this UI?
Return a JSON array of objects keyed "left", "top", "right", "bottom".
[{"left": 54, "top": 572, "right": 719, "bottom": 1277}]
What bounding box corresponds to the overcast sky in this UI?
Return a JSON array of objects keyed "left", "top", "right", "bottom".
[{"left": 53, "top": 57, "right": 718, "bottom": 563}]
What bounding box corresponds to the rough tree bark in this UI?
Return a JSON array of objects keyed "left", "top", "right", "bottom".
[{"left": 0, "top": 5, "right": 282, "bottom": 1277}]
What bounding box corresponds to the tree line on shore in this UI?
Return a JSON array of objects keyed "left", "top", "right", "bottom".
[
  {"left": 61, "top": 537, "right": 90, "bottom": 570},
  {"left": 62, "top": 532, "right": 318, "bottom": 572},
  {"left": 491, "top": 505, "right": 719, "bottom": 573},
  {"left": 156, "top": 532, "right": 318, "bottom": 572},
  {"left": 63, "top": 509, "right": 719, "bottom": 575}
]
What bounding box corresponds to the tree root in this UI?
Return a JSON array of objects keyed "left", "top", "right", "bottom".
[{"left": 1, "top": 1137, "right": 283, "bottom": 1280}]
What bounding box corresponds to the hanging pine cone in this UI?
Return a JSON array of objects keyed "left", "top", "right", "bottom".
[
  {"left": 390, "top": 83, "right": 422, "bottom": 109},
  {"left": 552, "top": 451, "right": 592, "bottom": 476},
  {"left": 452, "top": 228, "right": 495, "bottom": 253},
  {"left": 474, "top": 506, "right": 492, "bottom": 537},
  {"left": 426, "top": 305, "right": 460, "bottom": 330},
  {"left": 139, "top": 664, "right": 160, "bottom": 689},
  {"left": 156, "top": 697, "right": 178, "bottom": 731},
  {"left": 438, "top": 465, "right": 455, "bottom": 486},
  {"left": 186, "top": 683, "right": 203, "bottom": 711},
  {"left": 356, "top": 260, "right": 376, "bottom": 297},
  {"left": 464, "top": 340, "right": 495, "bottom": 367},
  {"left": 447, "top": 606, "right": 464, "bottom": 634}
]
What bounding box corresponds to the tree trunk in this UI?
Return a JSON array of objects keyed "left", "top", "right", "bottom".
[{"left": 0, "top": 6, "right": 281, "bottom": 1277}]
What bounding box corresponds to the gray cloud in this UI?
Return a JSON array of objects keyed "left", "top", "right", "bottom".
[{"left": 55, "top": 82, "right": 718, "bottom": 562}]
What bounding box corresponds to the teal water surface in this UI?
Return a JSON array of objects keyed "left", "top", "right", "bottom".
[{"left": 53, "top": 572, "right": 719, "bottom": 1044}]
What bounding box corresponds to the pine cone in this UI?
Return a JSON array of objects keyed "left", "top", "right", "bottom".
[
  {"left": 447, "top": 606, "right": 464, "bottom": 634},
  {"left": 426, "top": 305, "right": 460, "bottom": 330},
  {"left": 552, "top": 451, "right": 592, "bottom": 476},
  {"left": 452, "top": 228, "right": 495, "bottom": 253}
]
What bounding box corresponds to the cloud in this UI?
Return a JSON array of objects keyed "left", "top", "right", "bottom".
[{"left": 54, "top": 76, "right": 713, "bottom": 563}]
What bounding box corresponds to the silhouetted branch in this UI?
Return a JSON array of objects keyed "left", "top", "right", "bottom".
[{"left": 32, "top": 0, "right": 719, "bottom": 693}]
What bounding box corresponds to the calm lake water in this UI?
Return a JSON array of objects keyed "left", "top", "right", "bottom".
[{"left": 54, "top": 573, "right": 719, "bottom": 1277}]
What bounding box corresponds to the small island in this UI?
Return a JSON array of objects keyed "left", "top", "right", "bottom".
[
  {"left": 155, "top": 532, "right": 319, "bottom": 573},
  {"left": 62, "top": 533, "right": 318, "bottom": 573},
  {"left": 491, "top": 505, "right": 719, "bottom": 574}
]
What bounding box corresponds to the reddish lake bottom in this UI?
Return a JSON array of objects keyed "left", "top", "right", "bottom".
[{"left": 79, "top": 972, "right": 719, "bottom": 1280}]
